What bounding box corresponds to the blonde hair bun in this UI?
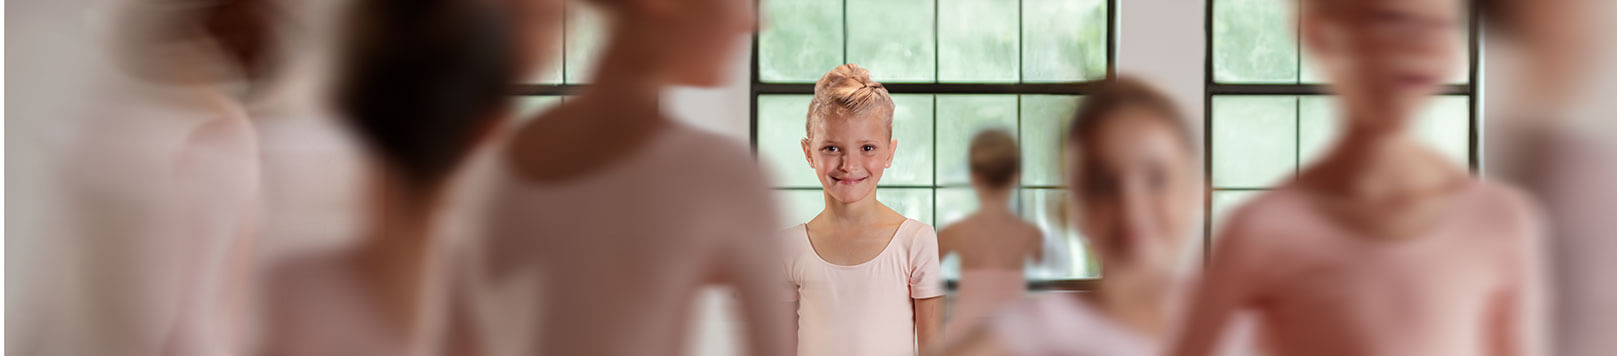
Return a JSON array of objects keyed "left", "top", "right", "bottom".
[{"left": 805, "top": 64, "right": 896, "bottom": 137}]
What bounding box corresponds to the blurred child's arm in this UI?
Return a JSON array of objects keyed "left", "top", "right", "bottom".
[
  {"left": 1492, "top": 204, "right": 1548, "bottom": 356},
  {"left": 915, "top": 296, "right": 945, "bottom": 355},
  {"left": 911, "top": 225, "right": 948, "bottom": 355},
  {"left": 939, "top": 324, "right": 1010, "bottom": 356},
  {"left": 1168, "top": 211, "right": 1266, "bottom": 356},
  {"left": 719, "top": 171, "right": 796, "bottom": 356}
]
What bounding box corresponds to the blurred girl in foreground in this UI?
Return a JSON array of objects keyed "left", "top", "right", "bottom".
[
  {"left": 1170, "top": 0, "right": 1543, "bottom": 354},
  {"left": 442, "top": 0, "right": 792, "bottom": 355}
]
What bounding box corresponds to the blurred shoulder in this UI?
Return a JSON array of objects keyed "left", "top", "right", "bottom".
[{"left": 1466, "top": 180, "right": 1545, "bottom": 241}]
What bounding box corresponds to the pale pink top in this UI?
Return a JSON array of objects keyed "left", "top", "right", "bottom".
[
  {"left": 783, "top": 219, "right": 946, "bottom": 356},
  {"left": 944, "top": 269, "right": 1025, "bottom": 343},
  {"left": 1504, "top": 127, "right": 1617, "bottom": 356},
  {"left": 1173, "top": 180, "right": 1544, "bottom": 356},
  {"left": 990, "top": 293, "right": 1155, "bottom": 356},
  {"left": 446, "top": 124, "right": 790, "bottom": 356}
]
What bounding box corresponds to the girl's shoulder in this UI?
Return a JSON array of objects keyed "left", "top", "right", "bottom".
[{"left": 894, "top": 218, "right": 939, "bottom": 247}]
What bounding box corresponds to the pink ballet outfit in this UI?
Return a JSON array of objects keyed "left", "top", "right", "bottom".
[
  {"left": 783, "top": 219, "right": 946, "bottom": 356},
  {"left": 943, "top": 269, "right": 1025, "bottom": 343},
  {"left": 989, "top": 293, "right": 1156, "bottom": 356},
  {"left": 1173, "top": 180, "right": 1545, "bottom": 356},
  {"left": 443, "top": 124, "right": 791, "bottom": 356}
]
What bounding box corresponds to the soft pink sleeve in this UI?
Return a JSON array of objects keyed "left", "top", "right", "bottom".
[
  {"left": 713, "top": 152, "right": 796, "bottom": 356},
  {"left": 1169, "top": 206, "right": 1269, "bottom": 356},
  {"left": 908, "top": 224, "right": 945, "bottom": 299},
  {"left": 781, "top": 228, "right": 801, "bottom": 303},
  {"left": 1492, "top": 194, "right": 1549, "bottom": 356}
]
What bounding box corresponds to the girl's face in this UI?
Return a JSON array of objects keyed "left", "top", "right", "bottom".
[
  {"left": 1066, "top": 109, "right": 1198, "bottom": 280},
  {"left": 802, "top": 114, "right": 897, "bottom": 204},
  {"left": 637, "top": 0, "right": 755, "bottom": 87},
  {"left": 1302, "top": 0, "right": 1463, "bottom": 130}
]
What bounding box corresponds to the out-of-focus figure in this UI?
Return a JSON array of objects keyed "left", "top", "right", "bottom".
[
  {"left": 1170, "top": 0, "right": 1544, "bottom": 355},
  {"left": 782, "top": 64, "right": 946, "bottom": 356},
  {"left": 1478, "top": 1, "right": 1617, "bottom": 355},
  {"left": 21, "top": 0, "right": 281, "bottom": 355},
  {"left": 937, "top": 129, "right": 1044, "bottom": 345},
  {"left": 439, "top": 0, "right": 792, "bottom": 355},
  {"left": 945, "top": 77, "right": 1214, "bottom": 356},
  {"left": 253, "top": 0, "right": 555, "bottom": 354}
]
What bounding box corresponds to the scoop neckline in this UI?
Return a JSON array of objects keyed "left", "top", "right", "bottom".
[{"left": 802, "top": 219, "right": 913, "bottom": 269}]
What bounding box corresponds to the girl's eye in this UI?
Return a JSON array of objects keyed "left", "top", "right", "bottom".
[
  {"left": 862, "top": 145, "right": 876, "bottom": 152},
  {"left": 824, "top": 146, "right": 839, "bottom": 153}
]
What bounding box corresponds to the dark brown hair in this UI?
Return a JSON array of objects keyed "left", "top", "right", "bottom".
[{"left": 335, "top": 0, "right": 517, "bottom": 190}]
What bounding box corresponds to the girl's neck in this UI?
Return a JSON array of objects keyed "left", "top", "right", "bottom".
[
  {"left": 1084, "top": 270, "right": 1174, "bottom": 338},
  {"left": 1312, "top": 110, "right": 1464, "bottom": 199},
  {"left": 973, "top": 187, "right": 1015, "bottom": 217},
  {"left": 820, "top": 194, "right": 896, "bottom": 226}
]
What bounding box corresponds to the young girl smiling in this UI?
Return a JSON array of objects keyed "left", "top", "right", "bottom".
[{"left": 784, "top": 64, "right": 946, "bottom": 356}]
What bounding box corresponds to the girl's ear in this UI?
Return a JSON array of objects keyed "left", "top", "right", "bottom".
[
  {"left": 886, "top": 138, "right": 898, "bottom": 168},
  {"left": 801, "top": 137, "right": 815, "bottom": 168}
]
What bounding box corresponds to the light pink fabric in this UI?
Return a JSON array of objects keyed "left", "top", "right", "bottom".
[
  {"left": 448, "top": 124, "right": 789, "bottom": 356},
  {"left": 944, "top": 269, "right": 1025, "bottom": 343},
  {"left": 1175, "top": 180, "right": 1544, "bottom": 356},
  {"left": 1511, "top": 129, "right": 1617, "bottom": 356},
  {"left": 783, "top": 219, "right": 945, "bottom": 356},
  {"left": 990, "top": 293, "right": 1155, "bottom": 356}
]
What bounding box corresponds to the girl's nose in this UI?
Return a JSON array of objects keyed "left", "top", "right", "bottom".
[{"left": 839, "top": 153, "right": 861, "bottom": 172}]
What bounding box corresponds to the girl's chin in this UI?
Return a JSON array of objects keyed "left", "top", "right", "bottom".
[{"left": 823, "top": 188, "right": 875, "bottom": 204}]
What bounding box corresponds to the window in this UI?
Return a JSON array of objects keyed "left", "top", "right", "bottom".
[
  {"left": 753, "top": 0, "right": 1115, "bottom": 286},
  {"left": 1203, "top": 0, "right": 1480, "bottom": 253},
  {"left": 512, "top": 1, "right": 610, "bottom": 116}
]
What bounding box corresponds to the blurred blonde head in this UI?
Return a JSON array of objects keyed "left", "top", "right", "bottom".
[{"left": 800, "top": 64, "right": 898, "bottom": 205}]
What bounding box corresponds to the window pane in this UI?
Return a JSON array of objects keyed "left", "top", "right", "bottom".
[
  {"left": 563, "top": 2, "right": 608, "bottom": 84},
  {"left": 1019, "top": 189, "right": 1097, "bottom": 279},
  {"left": 1413, "top": 96, "right": 1471, "bottom": 166},
  {"left": 847, "top": 0, "right": 936, "bottom": 83},
  {"left": 1019, "top": 95, "right": 1082, "bottom": 186},
  {"left": 513, "top": 96, "right": 564, "bottom": 122},
  {"left": 885, "top": 94, "right": 936, "bottom": 186},
  {"left": 877, "top": 188, "right": 935, "bottom": 226},
  {"left": 1298, "top": 96, "right": 1470, "bottom": 168},
  {"left": 759, "top": 0, "right": 844, "bottom": 83},
  {"left": 776, "top": 189, "right": 827, "bottom": 228},
  {"left": 937, "top": 95, "right": 1019, "bottom": 185},
  {"left": 757, "top": 95, "right": 820, "bottom": 188},
  {"left": 936, "top": 188, "right": 978, "bottom": 230},
  {"left": 938, "top": 0, "right": 1020, "bottom": 82},
  {"left": 1213, "top": 0, "right": 1298, "bottom": 83},
  {"left": 1297, "top": 95, "right": 1338, "bottom": 164},
  {"left": 1022, "top": 0, "right": 1108, "bottom": 82},
  {"left": 1212, "top": 96, "right": 1297, "bottom": 188}
]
